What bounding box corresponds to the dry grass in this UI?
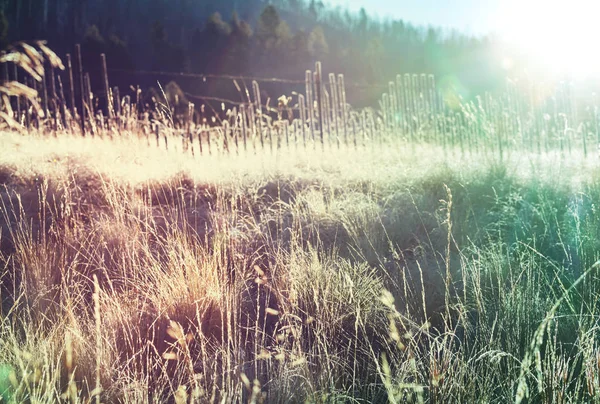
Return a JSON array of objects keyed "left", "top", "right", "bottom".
[{"left": 1, "top": 131, "right": 600, "bottom": 403}]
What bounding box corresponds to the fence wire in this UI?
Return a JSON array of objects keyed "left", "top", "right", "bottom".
[{"left": 107, "top": 67, "right": 389, "bottom": 90}]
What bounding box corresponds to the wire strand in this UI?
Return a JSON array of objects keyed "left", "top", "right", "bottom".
[
  {"left": 107, "top": 67, "right": 389, "bottom": 89},
  {"left": 108, "top": 68, "right": 305, "bottom": 84}
]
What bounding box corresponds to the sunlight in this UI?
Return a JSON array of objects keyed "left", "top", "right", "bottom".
[{"left": 497, "top": 0, "right": 600, "bottom": 79}]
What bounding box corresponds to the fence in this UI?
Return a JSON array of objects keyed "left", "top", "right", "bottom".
[{"left": 3, "top": 43, "right": 598, "bottom": 158}]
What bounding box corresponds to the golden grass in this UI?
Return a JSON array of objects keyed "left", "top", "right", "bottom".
[
  {"left": 2, "top": 131, "right": 600, "bottom": 402},
  {"left": 2, "top": 130, "right": 598, "bottom": 189}
]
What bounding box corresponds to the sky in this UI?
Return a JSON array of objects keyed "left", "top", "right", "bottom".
[
  {"left": 325, "top": 0, "right": 502, "bottom": 35},
  {"left": 325, "top": 0, "right": 600, "bottom": 79}
]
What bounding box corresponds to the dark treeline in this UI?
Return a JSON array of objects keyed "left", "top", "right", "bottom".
[{"left": 0, "top": 0, "right": 509, "bottom": 108}]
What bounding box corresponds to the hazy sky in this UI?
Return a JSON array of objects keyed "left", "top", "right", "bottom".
[
  {"left": 324, "top": 0, "right": 600, "bottom": 78},
  {"left": 325, "top": 0, "right": 503, "bottom": 35}
]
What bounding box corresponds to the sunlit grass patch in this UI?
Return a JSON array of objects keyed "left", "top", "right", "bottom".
[{"left": 1, "top": 132, "right": 600, "bottom": 402}]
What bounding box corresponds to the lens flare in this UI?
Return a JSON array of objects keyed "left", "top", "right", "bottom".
[{"left": 496, "top": 0, "right": 600, "bottom": 79}]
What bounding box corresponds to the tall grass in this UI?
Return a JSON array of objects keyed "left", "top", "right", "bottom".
[{"left": 1, "top": 132, "right": 600, "bottom": 402}]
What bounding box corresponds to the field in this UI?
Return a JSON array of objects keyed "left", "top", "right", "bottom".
[
  {"left": 1, "top": 129, "right": 600, "bottom": 403},
  {"left": 1, "top": 40, "right": 600, "bottom": 404}
]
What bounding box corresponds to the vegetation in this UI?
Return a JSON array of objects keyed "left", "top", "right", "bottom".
[
  {"left": 0, "top": 8, "right": 599, "bottom": 403},
  {"left": 0, "top": 0, "right": 508, "bottom": 106},
  {"left": 1, "top": 131, "right": 600, "bottom": 403}
]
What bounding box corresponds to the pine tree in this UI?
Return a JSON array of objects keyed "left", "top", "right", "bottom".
[
  {"left": 257, "top": 4, "right": 291, "bottom": 58},
  {"left": 308, "top": 26, "right": 328, "bottom": 57},
  {"left": 227, "top": 11, "right": 253, "bottom": 74},
  {"left": 150, "top": 20, "right": 186, "bottom": 72},
  {"left": 0, "top": 11, "right": 8, "bottom": 50},
  {"left": 257, "top": 5, "right": 281, "bottom": 49}
]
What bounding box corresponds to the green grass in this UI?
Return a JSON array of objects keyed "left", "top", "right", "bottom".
[{"left": 1, "top": 131, "right": 600, "bottom": 403}]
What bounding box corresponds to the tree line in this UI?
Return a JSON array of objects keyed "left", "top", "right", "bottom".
[{"left": 0, "top": 0, "right": 510, "bottom": 108}]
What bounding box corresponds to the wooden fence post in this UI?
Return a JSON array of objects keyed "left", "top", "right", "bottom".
[
  {"left": 329, "top": 73, "right": 339, "bottom": 148},
  {"left": 100, "top": 54, "right": 113, "bottom": 124},
  {"left": 41, "top": 67, "right": 49, "bottom": 129},
  {"left": 66, "top": 54, "right": 76, "bottom": 120},
  {"left": 0, "top": 52, "right": 5, "bottom": 113},
  {"left": 198, "top": 128, "right": 204, "bottom": 155},
  {"left": 2, "top": 53, "right": 8, "bottom": 115},
  {"left": 352, "top": 115, "right": 357, "bottom": 148},
  {"left": 84, "top": 72, "right": 94, "bottom": 136},
  {"left": 284, "top": 120, "right": 289, "bottom": 148},
  {"left": 12, "top": 63, "right": 21, "bottom": 125},
  {"left": 252, "top": 81, "right": 264, "bottom": 151},
  {"left": 188, "top": 102, "right": 195, "bottom": 156},
  {"left": 48, "top": 65, "right": 58, "bottom": 132},
  {"left": 232, "top": 107, "right": 239, "bottom": 154},
  {"left": 24, "top": 76, "right": 31, "bottom": 131},
  {"left": 113, "top": 86, "right": 121, "bottom": 128},
  {"left": 75, "top": 45, "right": 86, "bottom": 136},
  {"left": 154, "top": 123, "right": 160, "bottom": 147},
  {"left": 315, "top": 62, "right": 325, "bottom": 150},
  {"left": 323, "top": 89, "right": 331, "bottom": 146},
  {"left": 338, "top": 74, "right": 347, "bottom": 146},
  {"left": 240, "top": 104, "right": 247, "bottom": 151},
  {"left": 305, "top": 70, "right": 315, "bottom": 146},
  {"left": 207, "top": 128, "right": 211, "bottom": 155},
  {"left": 299, "top": 94, "right": 306, "bottom": 148},
  {"left": 268, "top": 124, "right": 273, "bottom": 153}
]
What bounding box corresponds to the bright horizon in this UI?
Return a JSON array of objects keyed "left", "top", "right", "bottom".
[
  {"left": 326, "top": 0, "right": 600, "bottom": 80},
  {"left": 325, "top": 0, "right": 502, "bottom": 35}
]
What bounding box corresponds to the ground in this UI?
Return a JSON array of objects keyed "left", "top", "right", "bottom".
[{"left": 1, "top": 131, "right": 600, "bottom": 403}]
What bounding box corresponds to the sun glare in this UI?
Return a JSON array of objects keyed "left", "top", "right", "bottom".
[{"left": 497, "top": 0, "right": 600, "bottom": 79}]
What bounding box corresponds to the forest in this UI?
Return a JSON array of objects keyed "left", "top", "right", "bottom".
[{"left": 0, "top": 0, "right": 509, "bottom": 107}]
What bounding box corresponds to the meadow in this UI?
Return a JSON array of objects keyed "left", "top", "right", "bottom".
[
  {"left": 1, "top": 129, "right": 600, "bottom": 403},
  {"left": 1, "top": 42, "right": 600, "bottom": 403}
]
